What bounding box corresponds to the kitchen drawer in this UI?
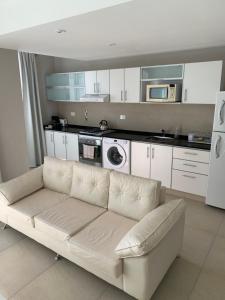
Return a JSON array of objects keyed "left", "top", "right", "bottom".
[
  {"left": 172, "top": 169, "right": 208, "bottom": 196},
  {"left": 173, "top": 158, "right": 209, "bottom": 175},
  {"left": 173, "top": 147, "right": 210, "bottom": 163}
]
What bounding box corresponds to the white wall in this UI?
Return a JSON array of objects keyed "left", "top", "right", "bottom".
[{"left": 0, "top": 48, "right": 29, "bottom": 180}]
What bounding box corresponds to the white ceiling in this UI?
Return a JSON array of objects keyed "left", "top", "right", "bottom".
[
  {"left": 0, "top": 0, "right": 131, "bottom": 35},
  {"left": 0, "top": 0, "right": 225, "bottom": 60}
]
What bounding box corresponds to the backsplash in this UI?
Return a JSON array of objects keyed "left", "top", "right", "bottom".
[{"left": 57, "top": 102, "right": 215, "bottom": 135}]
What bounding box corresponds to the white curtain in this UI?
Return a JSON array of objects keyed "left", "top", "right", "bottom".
[{"left": 18, "top": 52, "right": 46, "bottom": 167}]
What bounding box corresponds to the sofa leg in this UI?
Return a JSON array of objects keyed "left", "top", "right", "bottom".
[
  {"left": 54, "top": 254, "right": 61, "bottom": 261},
  {"left": 1, "top": 223, "right": 7, "bottom": 230}
]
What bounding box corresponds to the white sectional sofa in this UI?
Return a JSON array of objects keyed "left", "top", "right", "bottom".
[{"left": 0, "top": 157, "right": 185, "bottom": 300}]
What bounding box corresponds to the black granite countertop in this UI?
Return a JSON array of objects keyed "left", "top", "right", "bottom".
[{"left": 44, "top": 125, "right": 211, "bottom": 151}]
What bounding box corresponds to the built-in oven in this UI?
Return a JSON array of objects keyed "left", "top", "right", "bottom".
[{"left": 78, "top": 135, "right": 102, "bottom": 167}]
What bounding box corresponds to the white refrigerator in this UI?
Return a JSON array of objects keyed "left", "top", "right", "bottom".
[{"left": 206, "top": 91, "right": 225, "bottom": 209}]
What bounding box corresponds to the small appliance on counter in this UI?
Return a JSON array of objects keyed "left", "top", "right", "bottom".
[
  {"left": 99, "top": 120, "right": 109, "bottom": 131},
  {"left": 44, "top": 116, "right": 62, "bottom": 130},
  {"left": 59, "top": 118, "right": 68, "bottom": 127},
  {"left": 187, "top": 133, "right": 211, "bottom": 144}
]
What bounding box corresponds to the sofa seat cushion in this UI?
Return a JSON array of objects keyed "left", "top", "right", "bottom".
[
  {"left": 7, "top": 189, "right": 68, "bottom": 227},
  {"left": 34, "top": 198, "right": 106, "bottom": 241},
  {"left": 68, "top": 211, "right": 136, "bottom": 278}
]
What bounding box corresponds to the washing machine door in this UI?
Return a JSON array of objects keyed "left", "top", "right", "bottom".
[{"left": 107, "top": 144, "right": 126, "bottom": 169}]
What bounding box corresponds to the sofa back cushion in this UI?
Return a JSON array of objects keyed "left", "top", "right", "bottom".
[
  {"left": 43, "top": 157, "right": 75, "bottom": 194},
  {"left": 0, "top": 166, "right": 43, "bottom": 206},
  {"left": 70, "top": 163, "right": 110, "bottom": 208},
  {"left": 108, "top": 171, "right": 161, "bottom": 221}
]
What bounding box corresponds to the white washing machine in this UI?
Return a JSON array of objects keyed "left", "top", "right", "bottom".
[{"left": 103, "top": 137, "right": 130, "bottom": 174}]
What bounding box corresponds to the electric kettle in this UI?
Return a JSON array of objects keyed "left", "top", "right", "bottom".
[{"left": 99, "top": 120, "right": 109, "bottom": 131}]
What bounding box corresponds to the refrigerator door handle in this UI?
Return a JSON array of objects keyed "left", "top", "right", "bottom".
[
  {"left": 219, "top": 100, "right": 225, "bottom": 125},
  {"left": 215, "top": 135, "right": 222, "bottom": 159}
]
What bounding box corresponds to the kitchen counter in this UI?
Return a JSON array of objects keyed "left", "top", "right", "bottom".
[{"left": 44, "top": 125, "right": 211, "bottom": 151}]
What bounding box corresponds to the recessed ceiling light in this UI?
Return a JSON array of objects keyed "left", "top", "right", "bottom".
[
  {"left": 56, "top": 29, "right": 66, "bottom": 34},
  {"left": 109, "top": 43, "right": 117, "bottom": 47}
]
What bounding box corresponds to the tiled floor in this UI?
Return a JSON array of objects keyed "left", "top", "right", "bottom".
[{"left": 0, "top": 196, "right": 225, "bottom": 300}]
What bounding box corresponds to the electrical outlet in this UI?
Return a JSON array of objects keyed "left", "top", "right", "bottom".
[
  {"left": 71, "top": 112, "right": 76, "bottom": 117},
  {"left": 120, "top": 114, "right": 126, "bottom": 120}
]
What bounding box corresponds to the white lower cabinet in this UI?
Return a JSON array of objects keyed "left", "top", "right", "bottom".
[
  {"left": 66, "top": 133, "right": 79, "bottom": 161},
  {"left": 45, "top": 131, "right": 55, "bottom": 157},
  {"left": 45, "top": 131, "right": 79, "bottom": 161},
  {"left": 54, "top": 132, "right": 67, "bottom": 160},
  {"left": 172, "top": 170, "right": 208, "bottom": 196},
  {"left": 172, "top": 147, "right": 210, "bottom": 196},
  {"left": 131, "top": 142, "right": 151, "bottom": 178},
  {"left": 131, "top": 142, "right": 172, "bottom": 188},
  {"left": 151, "top": 145, "right": 173, "bottom": 188}
]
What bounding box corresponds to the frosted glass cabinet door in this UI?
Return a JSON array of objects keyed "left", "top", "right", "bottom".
[
  {"left": 46, "top": 73, "right": 70, "bottom": 87},
  {"left": 182, "top": 61, "right": 222, "bottom": 104}
]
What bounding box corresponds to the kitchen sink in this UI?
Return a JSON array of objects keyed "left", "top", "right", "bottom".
[{"left": 152, "top": 136, "right": 174, "bottom": 140}]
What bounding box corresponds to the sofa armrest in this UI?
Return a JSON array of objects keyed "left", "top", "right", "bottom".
[
  {"left": 0, "top": 166, "right": 43, "bottom": 206},
  {"left": 115, "top": 199, "right": 185, "bottom": 258}
]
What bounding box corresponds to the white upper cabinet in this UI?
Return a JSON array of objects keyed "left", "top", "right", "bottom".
[
  {"left": 96, "top": 70, "right": 110, "bottom": 94},
  {"left": 124, "top": 67, "right": 140, "bottom": 103},
  {"left": 85, "top": 71, "right": 97, "bottom": 94},
  {"left": 182, "top": 61, "right": 222, "bottom": 104},
  {"left": 54, "top": 132, "right": 67, "bottom": 160},
  {"left": 85, "top": 70, "right": 109, "bottom": 95},
  {"left": 131, "top": 141, "right": 151, "bottom": 178},
  {"left": 151, "top": 144, "right": 173, "bottom": 188},
  {"left": 110, "top": 67, "right": 140, "bottom": 103},
  {"left": 110, "top": 68, "right": 125, "bottom": 102},
  {"left": 45, "top": 131, "right": 55, "bottom": 157}
]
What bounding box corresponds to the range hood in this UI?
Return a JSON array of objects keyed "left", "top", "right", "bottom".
[{"left": 80, "top": 94, "right": 109, "bottom": 102}]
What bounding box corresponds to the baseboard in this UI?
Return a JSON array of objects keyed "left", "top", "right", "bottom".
[{"left": 166, "top": 188, "right": 205, "bottom": 203}]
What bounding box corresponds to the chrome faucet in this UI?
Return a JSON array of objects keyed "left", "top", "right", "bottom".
[{"left": 161, "top": 129, "right": 166, "bottom": 137}]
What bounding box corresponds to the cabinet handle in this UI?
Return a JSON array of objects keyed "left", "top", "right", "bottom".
[
  {"left": 94, "top": 83, "right": 96, "bottom": 93},
  {"left": 152, "top": 147, "right": 155, "bottom": 159},
  {"left": 184, "top": 152, "right": 198, "bottom": 156},
  {"left": 97, "top": 82, "right": 100, "bottom": 94},
  {"left": 184, "top": 89, "right": 188, "bottom": 102},
  {"left": 219, "top": 100, "right": 225, "bottom": 125},
  {"left": 215, "top": 135, "right": 221, "bottom": 159},
  {"left": 65, "top": 135, "right": 67, "bottom": 145},
  {"left": 183, "top": 174, "right": 196, "bottom": 179},
  {"left": 125, "top": 90, "right": 127, "bottom": 101},
  {"left": 51, "top": 133, "right": 54, "bottom": 143},
  {"left": 183, "top": 163, "right": 197, "bottom": 168},
  {"left": 121, "top": 90, "right": 123, "bottom": 101},
  {"left": 147, "top": 146, "right": 150, "bottom": 158}
]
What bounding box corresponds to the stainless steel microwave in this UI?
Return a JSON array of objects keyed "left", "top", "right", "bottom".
[{"left": 146, "top": 83, "right": 181, "bottom": 103}]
